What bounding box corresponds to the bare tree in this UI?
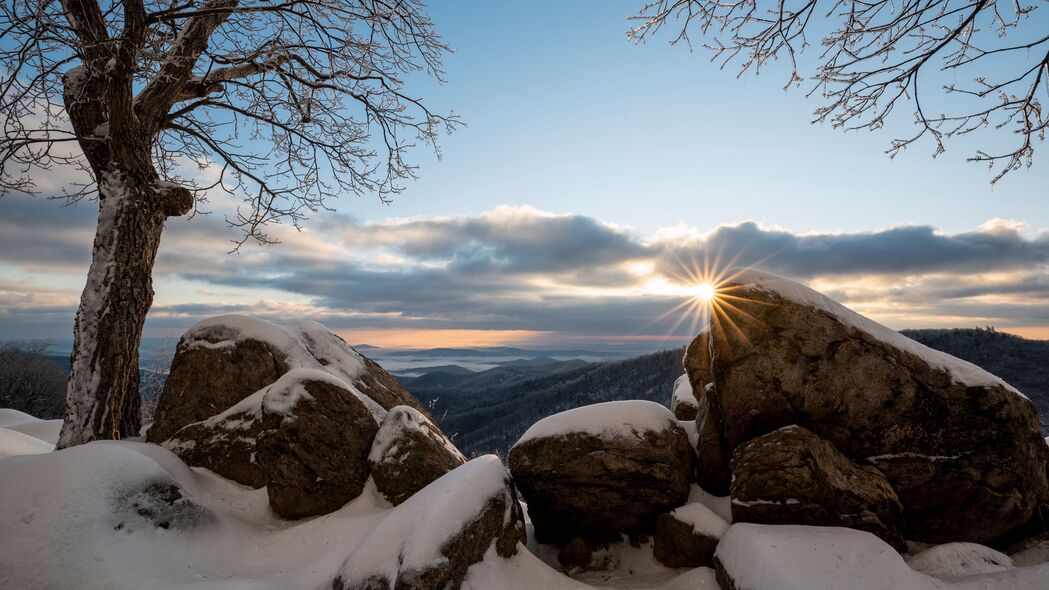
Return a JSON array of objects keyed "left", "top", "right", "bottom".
[
  {"left": 630, "top": 0, "right": 1047, "bottom": 181},
  {"left": 0, "top": 0, "right": 458, "bottom": 447},
  {"left": 0, "top": 341, "right": 68, "bottom": 420}
]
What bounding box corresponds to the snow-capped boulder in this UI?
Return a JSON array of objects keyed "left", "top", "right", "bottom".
[
  {"left": 730, "top": 425, "right": 904, "bottom": 550},
  {"left": 684, "top": 269, "right": 1048, "bottom": 543},
  {"left": 332, "top": 456, "right": 525, "bottom": 590},
  {"left": 147, "top": 315, "right": 427, "bottom": 443},
  {"left": 670, "top": 374, "right": 699, "bottom": 420},
  {"left": 713, "top": 523, "right": 942, "bottom": 590},
  {"left": 653, "top": 501, "right": 728, "bottom": 568},
  {"left": 256, "top": 370, "right": 379, "bottom": 519},
  {"left": 507, "top": 400, "right": 693, "bottom": 546},
  {"left": 368, "top": 406, "right": 467, "bottom": 506}
]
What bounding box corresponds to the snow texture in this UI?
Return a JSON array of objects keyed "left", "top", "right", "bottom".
[
  {"left": 670, "top": 502, "right": 729, "bottom": 538},
  {"left": 515, "top": 400, "right": 678, "bottom": 446},
  {"left": 182, "top": 315, "right": 387, "bottom": 419},
  {"left": 368, "top": 405, "right": 466, "bottom": 465},
  {"left": 730, "top": 269, "right": 1024, "bottom": 397},
  {"left": 908, "top": 543, "right": 1014, "bottom": 579},
  {"left": 0, "top": 427, "right": 54, "bottom": 458},
  {"left": 671, "top": 375, "right": 698, "bottom": 412},
  {"left": 334, "top": 455, "right": 514, "bottom": 583},
  {"left": 688, "top": 484, "right": 733, "bottom": 524},
  {"left": 716, "top": 523, "right": 943, "bottom": 590}
]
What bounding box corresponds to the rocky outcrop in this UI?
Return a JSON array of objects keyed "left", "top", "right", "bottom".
[
  {"left": 257, "top": 371, "right": 379, "bottom": 519},
  {"left": 368, "top": 406, "right": 467, "bottom": 506},
  {"left": 147, "top": 316, "right": 427, "bottom": 444},
  {"left": 653, "top": 502, "right": 728, "bottom": 568},
  {"left": 332, "top": 456, "right": 525, "bottom": 590},
  {"left": 507, "top": 401, "right": 693, "bottom": 545},
  {"left": 730, "top": 425, "right": 905, "bottom": 549},
  {"left": 685, "top": 269, "right": 1048, "bottom": 543}
]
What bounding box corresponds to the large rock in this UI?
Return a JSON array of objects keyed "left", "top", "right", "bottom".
[
  {"left": 653, "top": 501, "right": 728, "bottom": 568},
  {"left": 160, "top": 394, "right": 269, "bottom": 488},
  {"left": 147, "top": 316, "right": 426, "bottom": 443},
  {"left": 685, "top": 269, "right": 1048, "bottom": 543},
  {"left": 507, "top": 400, "right": 694, "bottom": 545},
  {"left": 332, "top": 456, "right": 525, "bottom": 590},
  {"left": 368, "top": 406, "right": 467, "bottom": 506},
  {"left": 730, "top": 425, "right": 904, "bottom": 549},
  {"left": 256, "top": 370, "right": 379, "bottom": 519},
  {"left": 162, "top": 369, "right": 381, "bottom": 518}
]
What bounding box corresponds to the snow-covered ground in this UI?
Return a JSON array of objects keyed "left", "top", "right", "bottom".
[{"left": 2, "top": 409, "right": 1048, "bottom": 590}]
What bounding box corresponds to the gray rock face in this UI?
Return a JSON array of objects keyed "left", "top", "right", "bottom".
[
  {"left": 368, "top": 406, "right": 467, "bottom": 506},
  {"left": 684, "top": 270, "right": 1048, "bottom": 543},
  {"left": 332, "top": 456, "right": 525, "bottom": 590},
  {"left": 730, "top": 425, "right": 905, "bottom": 550},
  {"left": 507, "top": 402, "right": 694, "bottom": 545},
  {"left": 257, "top": 374, "right": 379, "bottom": 519}
]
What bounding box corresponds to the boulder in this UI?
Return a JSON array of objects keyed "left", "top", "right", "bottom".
[
  {"left": 147, "top": 316, "right": 426, "bottom": 444},
  {"left": 507, "top": 400, "right": 693, "bottom": 545},
  {"left": 332, "top": 456, "right": 525, "bottom": 590},
  {"left": 160, "top": 393, "right": 269, "bottom": 488},
  {"left": 256, "top": 370, "right": 379, "bottom": 519},
  {"left": 368, "top": 405, "right": 467, "bottom": 506},
  {"left": 730, "top": 425, "right": 905, "bottom": 549},
  {"left": 684, "top": 269, "right": 1048, "bottom": 543},
  {"left": 653, "top": 502, "right": 728, "bottom": 568},
  {"left": 671, "top": 374, "right": 699, "bottom": 420}
]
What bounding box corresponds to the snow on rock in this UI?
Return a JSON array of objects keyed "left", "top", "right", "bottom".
[
  {"left": 368, "top": 405, "right": 467, "bottom": 506},
  {"left": 907, "top": 543, "right": 1014, "bottom": 579},
  {"left": 671, "top": 502, "right": 729, "bottom": 538},
  {"left": 516, "top": 400, "right": 679, "bottom": 446},
  {"left": 687, "top": 484, "right": 732, "bottom": 524},
  {"left": 0, "top": 427, "right": 54, "bottom": 458},
  {"left": 332, "top": 455, "right": 525, "bottom": 590},
  {"left": 729, "top": 269, "right": 1021, "bottom": 395},
  {"left": 147, "top": 315, "right": 429, "bottom": 445},
  {"left": 671, "top": 374, "right": 699, "bottom": 420},
  {"left": 0, "top": 408, "right": 61, "bottom": 444},
  {"left": 714, "top": 523, "right": 942, "bottom": 590}
]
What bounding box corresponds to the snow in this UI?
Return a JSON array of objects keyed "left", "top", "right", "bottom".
[
  {"left": 670, "top": 502, "right": 729, "bottom": 538},
  {"left": 0, "top": 427, "right": 53, "bottom": 458},
  {"left": 908, "top": 543, "right": 1014, "bottom": 579},
  {"left": 716, "top": 523, "right": 943, "bottom": 590},
  {"left": 729, "top": 269, "right": 1024, "bottom": 397},
  {"left": 0, "top": 408, "right": 41, "bottom": 427},
  {"left": 368, "top": 405, "right": 466, "bottom": 466},
  {"left": 671, "top": 375, "right": 698, "bottom": 413},
  {"left": 516, "top": 400, "right": 679, "bottom": 446},
  {"left": 334, "top": 455, "right": 515, "bottom": 584},
  {"left": 686, "top": 485, "right": 733, "bottom": 524},
  {"left": 181, "top": 316, "right": 386, "bottom": 420}
]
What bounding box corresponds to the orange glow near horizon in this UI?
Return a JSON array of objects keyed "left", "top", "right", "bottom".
[{"left": 335, "top": 328, "right": 552, "bottom": 349}]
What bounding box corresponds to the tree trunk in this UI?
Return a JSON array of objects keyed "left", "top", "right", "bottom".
[{"left": 56, "top": 161, "right": 192, "bottom": 448}]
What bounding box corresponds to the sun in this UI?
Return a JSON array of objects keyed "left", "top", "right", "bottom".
[{"left": 693, "top": 282, "right": 717, "bottom": 303}]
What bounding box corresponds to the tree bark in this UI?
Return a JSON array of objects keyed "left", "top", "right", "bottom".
[{"left": 56, "top": 159, "right": 192, "bottom": 448}]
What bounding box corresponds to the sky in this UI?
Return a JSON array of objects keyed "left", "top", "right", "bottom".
[{"left": 1, "top": 0, "right": 1048, "bottom": 349}]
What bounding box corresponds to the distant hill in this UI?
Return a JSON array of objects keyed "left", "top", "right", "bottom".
[
  {"left": 417, "top": 327, "right": 1049, "bottom": 458},
  {"left": 423, "top": 349, "right": 684, "bottom": 457}
]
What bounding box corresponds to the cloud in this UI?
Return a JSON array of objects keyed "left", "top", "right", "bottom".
[{"left": 1, "top": 195, "right": 1048, "bottom": 344}]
